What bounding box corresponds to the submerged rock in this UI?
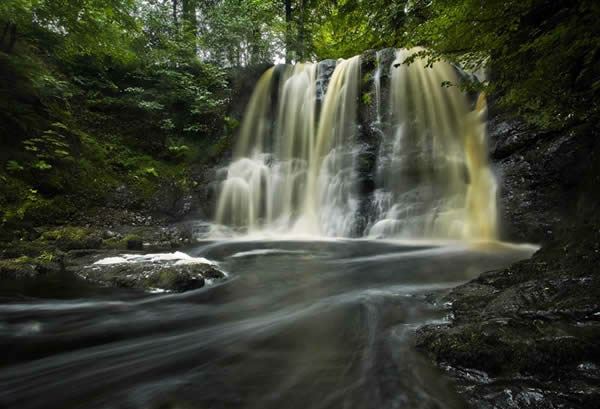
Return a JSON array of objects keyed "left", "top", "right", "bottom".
[{"left": 73, "top": 251, "right": 226, "bottom": 293}]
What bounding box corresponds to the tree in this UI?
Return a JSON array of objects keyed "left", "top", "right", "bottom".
[
  {"left": 198, "top": 0, "right": 283, "bottom": 66},
  {"left": 402, "top": 0, "right": 600, "bottom": 130},
  {"left": 284, "top": 0, "right": 292, "bottom": 63},
  {"left": 0, "top": 0, "right": 140, "bottom": 63},
  {"left": 310, "top": 0, "right": 408, "bottom": 60}
]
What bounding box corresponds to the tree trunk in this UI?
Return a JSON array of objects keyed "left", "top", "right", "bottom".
[
  {"left": 182, "top": 0, "right": 197, "bottom": 33},
  {"left": 6, "top": 24, "right": 16, "bottom": 53},
  {"left": 297, "top": 0, "right": 304, "bottom": 61},
  {"left": 182, "top": 0, "right": 197, "bottom": 53},
  {"left": 285, "top": 0, "right": 292, "bottom": 64},
  {"left": 173, "top": 0, "right": 178, "bottom": 27},
  {"left": 1, "top": 23, "right": 9, "bottom": 45},
  {"left": 251, "top": 28, "right": 261, "bottom": 65}
]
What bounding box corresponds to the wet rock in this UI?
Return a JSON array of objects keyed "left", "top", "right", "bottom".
[
  {"left": 316, "top": 59, "right": 337, "bottom": 102},
  {"left": 0, "top": 256, "right": 62, "bottom": 280},
  {"left": 416, "top": 228, "right": 600, "bottom": 408},
  {"left": 190, "top": 161, "right": 230, "bottom": 220},
  {"left": 126, "top": 238, "right": 144, "bottom": 250},
  {"left": 72, "top": 252, "right": 226, "bottom": 293},
  {"left": 0, "top": 258, "right": 40, "bottom": 279},
  {"left": 487, "top": 108, "right": 600, "bottom": 243}
]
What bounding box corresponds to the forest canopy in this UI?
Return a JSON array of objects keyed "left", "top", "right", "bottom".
[{"left": 2, "top": 0, "right": 598, "bottom": 130}]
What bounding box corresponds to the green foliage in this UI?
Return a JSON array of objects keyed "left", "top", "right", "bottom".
[
  {"left": 200, "top": 0, "right": 283, "bottom": 65},
  {"left": 402, "top": 0, "right": 600, "bottom": 129},
  {"left": 6, "top": 161, "right": 24, "bottom": 172},
  {"left": 1, "top": 0, "right": 139, "bottom": 63},
  {"left": 143, "top": 167, "right": 159, "bottom": 177},
  {"left": 37, "top": 251, "right": 56, "bottom": 263},
  {"left": 311, "top": 0, "right": 408, "bottom": 59},
  {"left": 362, "top": 92, "right": 372, "bottom": 105},
  {"left": 224, "top": 115, "right": 239, "bottom": 133},
  {"left": 0, "top": 0, "right": 239, "bottom": 234},
  {"left": 22, "top": 122, "right": 74, "bottom": 169}
]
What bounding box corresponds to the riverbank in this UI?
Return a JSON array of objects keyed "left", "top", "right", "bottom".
[
  {"left": 0, "top": 222, "right": 228, "bottom": 294},
  {"left": 416, "top": 225, "right": 600, "bottom": 408}
]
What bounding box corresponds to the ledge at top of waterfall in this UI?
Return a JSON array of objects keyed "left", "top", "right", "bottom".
[{"left": 213, "top": 49, "right": 498, "bottom": 243}]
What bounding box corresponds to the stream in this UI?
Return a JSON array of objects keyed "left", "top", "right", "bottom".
[{"left": 0, "top": 239, "right": 534, "bottom": 409}]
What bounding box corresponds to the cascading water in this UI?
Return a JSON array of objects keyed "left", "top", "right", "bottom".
[
  {"left": 215, "top": 57, "right": 361, "bottom": 236},
  {"left": 213, "top": 49, "right": 498, "bottom": 241},
  {"left": 368, "top": 48, "right": 498, "bottom": 240}
]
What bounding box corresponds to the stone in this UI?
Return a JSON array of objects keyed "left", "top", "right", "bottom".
[{"left": 72, "top": 251, "right": 226, "bottom": 293}]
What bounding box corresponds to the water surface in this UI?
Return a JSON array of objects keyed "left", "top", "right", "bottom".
[{"left": 0, "top": 240, "right": 534, "bottom": 409}]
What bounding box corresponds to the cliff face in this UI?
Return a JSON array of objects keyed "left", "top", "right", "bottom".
[{"left": 489, "top": 112, "right": 600, "bottom": 244}]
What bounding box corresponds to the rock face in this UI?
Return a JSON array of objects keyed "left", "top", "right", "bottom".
[
  {"left": 316, "top": 59, "right": 337, "bottom": 103},
  {"left": 354, "top": 48, "right": 397, "bottom": 235},
  {"left": 71, "top": 252, "right": 226, "bottom": 293},
  {"left": 488, "top": 114, "right": 600, "bottom": 243},
  {"left": 416, "top": 229, "right": 600, "bottom": 408}
]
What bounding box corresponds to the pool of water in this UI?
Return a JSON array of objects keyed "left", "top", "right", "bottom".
[{"left": 0, "top": 239, "right": 534, "bottom": 409}]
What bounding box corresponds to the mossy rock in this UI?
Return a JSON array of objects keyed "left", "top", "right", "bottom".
[
  {"left": 0, "top": 256, "right": 38, "bottom": 279},
  {"left": 40, "top": 226, "right": 102, "bottom": 250},
  {"left": 151, "top": 267, "right": 205, "bottom": 292},
  {"left": 0, "top": 254, "right": 62, "bottom": 279},
  {"left": 122, "top": 234, "right": 143, "bottom": 250},
  {"left": 77, "top": 259, "right": 225, "bottom": 293}
]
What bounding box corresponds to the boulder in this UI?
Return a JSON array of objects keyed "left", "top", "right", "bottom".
[{"left": 72, "top": 251, "right": 226, "bottom": 293}]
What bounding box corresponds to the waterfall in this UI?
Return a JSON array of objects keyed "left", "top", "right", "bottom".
[{"left": 213, "top": 50, "right": 498, "bottom": 241}]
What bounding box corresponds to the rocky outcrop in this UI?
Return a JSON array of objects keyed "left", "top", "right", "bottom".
[
  {"left": 488, "top": 114, "right": 600, "bottom": 243},
  {"left": 416, "top": 226, "right": 600, "bottom": 408},
  {"left": 0, "top": 256, "right": 62, "bottom": 280},
  {"left": 70, "top": 251, "right": 226, "bottom": 293},
  {"left": 354, "top": 48, "right": 396, "bottom": 235},
  {"left": 316, "top": 59, "right": 337, "bottom": 103}
]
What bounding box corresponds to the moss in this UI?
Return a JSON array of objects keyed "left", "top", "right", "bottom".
[
  {"left": 121, "top": 233, "right": 141, "bottom": 243},
  {"left": 362, "top": 92, "right": 372, "bottom": 105},
  {"left": 362, "top": 71, "right": 373, "bottom": 85},
  {"left": 121, "top": 233, "right": 143, "bottom": 250},
  {"left": 41, "top": 226, "right": 91, "bottom": 242},
  {"left": 11, "top": 255, "right": 35, "bottom": 265},
  {"left": 0, "top": 256, "right": 38, "bottom": 279},
  {"left": 38, "top": 226, "right": 101, "bottom": 250},
  {"left": 23, "top": 196, "right": 79, "bottom": 225},
  {"left": 102, "top": 238, "right": 126, "bottom": 250},
  {"left": 157, "top": 268, "right": 179, "bottom": 288}
]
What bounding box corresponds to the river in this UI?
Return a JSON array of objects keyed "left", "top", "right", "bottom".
[{"left": 0, "top": 239, "right": 534, "bottom": 409}]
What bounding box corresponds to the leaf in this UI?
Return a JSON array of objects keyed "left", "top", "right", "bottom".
[{"left": 34, "top": 161, "right": 53, "bottom": 170}]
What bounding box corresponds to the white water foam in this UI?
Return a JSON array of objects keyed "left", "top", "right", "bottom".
[
  {"left": 229, "top": 249, "right": 311, "bottom": 258},
  {"left": 93, "top": 252, "right": 217, "bottom": 266}
]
